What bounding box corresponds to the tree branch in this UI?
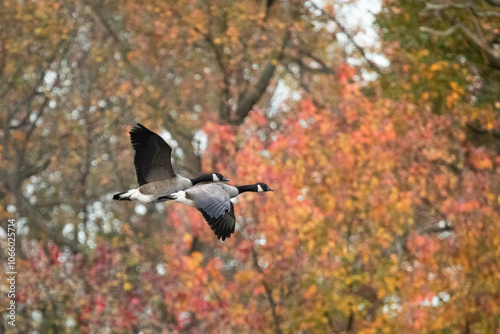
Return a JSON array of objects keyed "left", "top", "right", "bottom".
[
  {"left": 252, "top": 248, "right": 282, "bottom": 334},
  {"left": 422, "top": 1, "right": 500, "bottom": 17},
  {"left": 420, "top": 3, "right": 500, "bottom": 68},
  {"left": 234, "top": 30, "right": 291, "bottom": 123},
  {"left": 420, "top": 25, "right": 459, "bottom": 37},
  {"left": 484, "top": 0, "right": 500, "bottom": 7},
  {"left": 309, "top": 1, "right": 383, "bottom": 76},
  {"left": 10, "top": 185, "right": 81, "bottom": 254},
  {"left": 204, "top": 33, "right": 232, "bottom": 121}
]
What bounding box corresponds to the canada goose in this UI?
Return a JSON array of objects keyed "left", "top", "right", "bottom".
[
  {"left": 113, "top": 124, "right": 229, "bottom": 204},
  {"left": 159, "top": 182, "right": 274, "bottom": 240}
]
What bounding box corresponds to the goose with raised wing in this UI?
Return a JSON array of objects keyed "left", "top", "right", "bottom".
[
  {"left": 160, "top": 182, "right": 274, "bottom": 240},
  {"left": 113, "top": 124, "right": 228, "bottom": 204}
]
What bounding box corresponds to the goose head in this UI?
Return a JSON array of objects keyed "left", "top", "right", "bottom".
[
  {"left": 191, "top": 173, "right": 229, "bottom": 185},
  {"left": 257, "top": 183, "right": 274, "bottom": 192},
  {"left": 213, "top": 173, "right": 230, "bottom": 182}
]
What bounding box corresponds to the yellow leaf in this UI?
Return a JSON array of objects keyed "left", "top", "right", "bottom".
[
  {"left": 234, "top": 270, "right": 254, "bottom": 283},
  {"left": 183, "top": 233, "right": 193, "bottom": 249}
]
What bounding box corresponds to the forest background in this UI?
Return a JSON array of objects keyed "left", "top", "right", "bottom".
[{"left": 1, "top": 0, "right": 500, "bottom": 333}]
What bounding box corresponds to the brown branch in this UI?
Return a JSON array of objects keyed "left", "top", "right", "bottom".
[
  {"left": 290, "top": 54, "right": 335, "bottom": 75},
  {"left": 204, "top": 33, "right": 232, "bottom": 121},
  {"left": 346, "top": 310, "right": 354, "bottom": 332},
  {"left": 420, "top": 25, "right": 459, "bottom": 36},
  {"left": 467, "top": 6, "right": 486, "bottom": 43},
  {"left": 420, "top": 3, "right": 500, "bottom": 67},
  {"left": 252, "top": 248, "right": 282, "bottom": 334},
  {"left": 452, "top": 22, "right": 499, "bottom": 59},
  {"left": 85, "top": 0, "right": 132, "bottom": 57},
  {"left": 19, "top": 156, "right": 51, "bottom": 180},
  {"left": 422, "top": 1, "right": 500, "bottom": 17},
  {"left": 421, "top": 2, "right": 486, "bottom": 41},
  {"left": 309, "top": 1, "right": 383, "bottom": 76},
  {"left": 421, "top": 2, "right": 467, "bottom": 11},
  {"left": 234, "top": 30, "right": 291, "bottom": 123},
  {"left": 475, "top": 10, "right": 500, "bottom": 17},
  {"left": 421, "top": 20, "right": 500, "bottom": 62},
  {"left": 484, "top": 0, "right": 500, "bottom": 7},
  {"left": 0, "top": 38, "right": 6, "bottom": 80},
  {"left": 10, "top": 186, "right": 81, "bottom": 254},
  {"left": 283, "top": 63, "right": 328, "bottom": 109},
  {"left": 299, "top": 50, "right": 336, "bottom": 75}
]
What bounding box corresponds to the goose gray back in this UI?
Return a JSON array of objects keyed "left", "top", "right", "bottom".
[
  {"left": 160, "top": 182, "right": 274, "bottom": 240},
  {"left": 113, "top": 124, "right": 228, "bottom": 204}
]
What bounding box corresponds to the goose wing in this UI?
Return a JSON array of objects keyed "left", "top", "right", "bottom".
[
  {"left": 129, "top": 124, "right": 176, "bottom": 186},
  {"left": 186, "top": 184, "right": 236, "bottom": 240},
  {"left": 199, "top": 203, "right": 235, "bottom": 241}
]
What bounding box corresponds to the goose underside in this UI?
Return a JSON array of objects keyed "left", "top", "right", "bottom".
[
  {"left": 113, "top": 177, "right": 192, "bottom": 204},
  {"left": 112, "top": 189, "right": 156, "bottom": 204},
  {"left": 138, "top": 177, "right": 192, "bottom": 198}
]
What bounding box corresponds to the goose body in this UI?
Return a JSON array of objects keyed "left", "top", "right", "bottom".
[
  {"left": 161, "top": 182, "right": 274, "bottom": 240},
  {"left": 113, "top": 124, "right": 228, "bottom": 205}
]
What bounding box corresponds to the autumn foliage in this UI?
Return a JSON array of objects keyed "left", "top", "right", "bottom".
[{"left": 2, "top": 0, "right": 500, "bottom": 333}]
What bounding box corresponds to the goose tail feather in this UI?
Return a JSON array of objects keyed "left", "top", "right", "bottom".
[
  {"left": 113, "top": 191, "right": 132, "bottom": 201},
  {"left": 157, "top": 194, "right": 176, "bottom": 201}
]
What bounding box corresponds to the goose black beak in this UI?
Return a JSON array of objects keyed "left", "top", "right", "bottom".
[
  {"left": 269, "top": 188, "right": 274, "bottom": 191},
  {"left": 222, "top": 177, "right": 230, "bottom": 182}
]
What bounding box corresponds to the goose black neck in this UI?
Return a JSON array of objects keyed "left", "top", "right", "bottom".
[
  {"left": 236, "top": 184, "right": 258, "bottom": 194},
  {"left": 190, "top": 174, "right": 212, "bottom": 185}
]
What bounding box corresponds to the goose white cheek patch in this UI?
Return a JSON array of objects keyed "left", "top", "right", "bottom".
[
  {"left": 213, "top": 174, "right": 218, "bottom": 182},
  {"left": 257, "top": 185, "right": 263, "bottom": 192}
]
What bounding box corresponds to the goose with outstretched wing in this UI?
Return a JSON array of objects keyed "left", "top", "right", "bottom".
[
  {"left": 113, "top": 124, "right": 228, "bottom": 204},
  {"left": 160, "top": 182, "right": 274, "bottom": 240}
]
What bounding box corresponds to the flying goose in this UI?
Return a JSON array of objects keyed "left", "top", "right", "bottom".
[
  {"left": 113, "top": 123, "right": 228, "bottom": 205},
  {"left": 159, "top": 182, "right": 274, "bottom": 240}
]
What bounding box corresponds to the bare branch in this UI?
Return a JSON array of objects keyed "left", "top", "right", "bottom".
[
  {"left": 484, "top": 0, "right": 500, "bottom": 7},
  {"left": 85, "top": 0, "right": 132, "bottom": 58},
  {"left": 420, "top": 25, "right": 459, "bottom": 36},
  {"left": 421, "top": 19, "right": 500, "bottom": 63},
  {"left": 475, "top": 10, "right": 500, "bottom": 17},
  {"left": 419, "top": 2, "right": 500, "bottom": 68},
  {"left": 309, "top": 1, "right": 383, "bottom": 76},
  {"left": 421, "top": 1, "right": 500, "bottom": 17},
  {"left": 252, "top": 247, "right": 282, "bottom": 334},
  {"left": 467, "top": 5, "right": 486, "bottom": 42},
  {"left": 204, "top": 33, "right": 231, "bottom": 121},
  {"left": 292, "top": 49, "right": 336, "bottom": 75},
  {"left": 0, "top": 38, "right": 6, "bottom": 80},
  {"left": 421, "top": 2, "right": 470, "bottom": 12},
  {"left": 234, "top": 30, "right": 291, "bottom": 123},
  {"left": 454, "top": 22, "right": 499, "bottom": 59},
  {"left": 9, "top": 184, "right": 81, "bottom": 254}
]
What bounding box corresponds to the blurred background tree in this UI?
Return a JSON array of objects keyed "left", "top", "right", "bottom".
[
  {"left": 1, "top": 0, "right": 499, "bottom": 333},
  {"left": 378, "top": 0, "right": 500, "bottom": 151}
]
